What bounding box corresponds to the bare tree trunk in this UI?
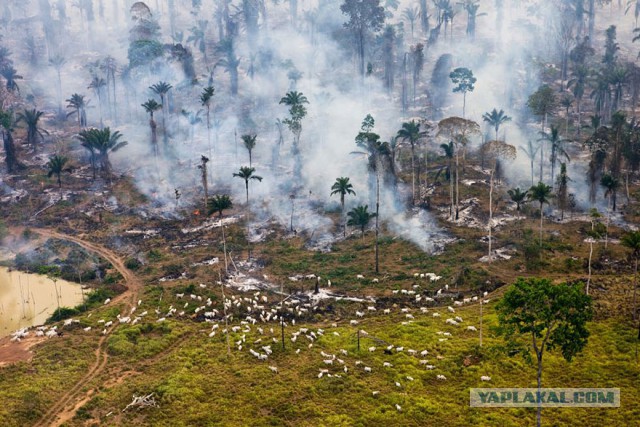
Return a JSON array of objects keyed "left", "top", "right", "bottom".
[
  {"left": 488, "top": 170, "right": 494, "bottom": 262},
  {"left": 587, "top": 240, "right": 593, "bottom": 295},
  {"left": 537, "top": 352, "right": 543, "bottom": 427}
]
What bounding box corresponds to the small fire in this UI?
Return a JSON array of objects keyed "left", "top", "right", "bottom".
[{"left": 193, "top": 209, "right": 200, "bottom": 216}]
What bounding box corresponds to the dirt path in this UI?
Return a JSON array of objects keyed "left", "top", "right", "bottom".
[{"left": 17, "top": 228, "right": 143, "bottom": 427}]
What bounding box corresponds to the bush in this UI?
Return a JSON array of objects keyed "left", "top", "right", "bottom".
[
  {"left": 125, "top": 257, "right": 142, "bottom": 270},
  {"left": 47, "top": 307, "right": 80, "bottom": 323}
]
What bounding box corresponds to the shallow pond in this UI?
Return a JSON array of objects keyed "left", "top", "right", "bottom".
[{"left": 0, "top": 267, "right": 84, "bottom": 338}]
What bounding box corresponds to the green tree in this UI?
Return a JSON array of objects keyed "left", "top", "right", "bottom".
[
  {"left": 507, "top": 187, "right": 528, "bottom": 218},
  {"left": 1, "top": 67, "right": 22, "bottom": 93},
  {"left": 555, "top": 162, "right": 570, "bottom": 220},
  {"left": 241, "top": 134, "right": 257, "bottom": 167},
  {"left": 496, "top": 277, "right": 592, "bottom": 427},
  {"left": 16, "top": 109, "right": 48, "bottom": 151},
  {"left": 88, "top": 76, "right": 107, "bottom": 126},
  {"left": 440, "top": 141, "right": 455, "bottom": 217},
  {"left": 142, "top": 99, "right": 162, "bottom": 158},
  {"left": 539, "top": 126, "right": 570, "bottom": 184},
  {"left": 66, "top": 93, "right": 87, "bottom": 130},
  {"left": 347, "top": 205, "right": 376, "bottom": 239},
  {"left": 528, "top": 85, "right": 557, "bottom": 181},
  {"left": 528, "top": 182, "right": 553, "bottom": 247},
  {"left": 207, "top": 194, "right": 233, "bottom": 218},
  {"left": 150, "top": 81, "right": 173, "bottom": 150},
  {"left": 568, "top": 65, "right": 588, "bottom": 135},
  {"left": 330, "top": 176, "right": 356, "bottom": 212},
  {"left": 76, "top": 127, "right": 127, "bottom": 180},
  {"left": 520, "top": 140, "right": 539, "bottom": 187},
  {"left": 482, "top": 108, "right": 511, "bottom": 141},
  {"left": 621, "top": 231, "right": 640, "bottom": 322},
  {"left": 397, "top": 120, "right": 429, "bottom": 204},
  {"left": 279, "top": 91, "right": 309, "bottom": 178},
  {"left": 200, "top": 85, "right": 215, "bottom": 159},
  {"left": 49, "top": 55, "right": 66, "bottom": 114},
  {"left": 449, "top": 67, "right": 476, "bottom": 118},
  {"left": 233, "top": 166, "right": 263, "bottom": 203},
  {"left": 340, "top": 0, "right": 386, "bottom": 77},
  {"left": 600, "top": 173, "right": 619, "bottom": 249},
  {"left": 187, "top": 20, "right": 209, "bottom": 63},
  {"left": 0, "top": 109, "right": 21, "bottom": 173},
  {"left": 46, "top": 155, "right": 72, "bottom": 188}
]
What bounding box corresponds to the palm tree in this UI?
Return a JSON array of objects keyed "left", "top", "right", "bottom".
[
  {"left": 150, "top": 81, "right": 172, "bottom": 150},
  {"left": 77, "top": 127, "right": 127, "bottom": 180},
  {"left": 88, "top": 77, "right": 107, "bottom": 126},
  {"left": 397, "top": 120, "right": 428, "bottom": 204},
  {"left": 216, "top": 38, "right": 240, "bottom": 95},
  {"left": 330, "top": 177, "right": 356, "bottom": 211},
  {"left": 528, "top": 182, "right": 553, "bottom": 247},
  {"left": 585, "top": 208, "right": 603, "bottom": 295},
  {"left": 66, "top": 93, "right": 87, "bottom": 130},
  {"left": 200, "top": 85, "right": 215, "bottom": 158},
  {"left": 142, "top": 99, "right": 162, "bottom": 157},
  {"left": 520, "top": 140, "right": 539, "bottom": 186},
  {"left": 402, "top": 6, "right": 419, "bottom": 39},
  {"left": 187, "top": 20, "right": 209, "bottom": 63},
  {"left": 347, "top": 205, "right": 376, "bottom": 239},
  {"left": 0, "top": 109, "right": 22, "bottom": 173},
  {"left": 568, "top": 65, "right": 588, "bottom": 135},
  {"left": 49, "top": 55, "right": 66, "bottom": 113},
  {"left": 198, "top": 155, "right": 209, "bottom": 212},
  {"left": 16, "top": 109, "right": 48, "bottom": 151},
  {"left": 208, "top": 195, "right": 233, "bottom": 218},
  {"left": 46, "top": 155, "right": 72, "bottom": 188},
  {"left": 440, "top": 141, "right": 455, "bottom": 217},
  {"left": 483, "top": 140, "right": 517, "bottom": 262},
  {"left": 600, "top": 173, "right": 619, "bottom": 249},
  {"left": 241, "top": 134, "right": 257, "bottom": 167},
  {"left": 1, "top": 67, "right": 22, "bottom": 93},
  {"left": 482, "top": 108, "right": 511, "bottom": 141},
  {"left": 621, "top": 231, "right": 640, "bottom": 321},
  {"left": 233, "top": 166, "right": 263, "bottom": 203},
  {"left": 559, "top": 94, "right": 573, "bottom": 134},
  {"left": 508, "top": 188, "right": 528, "bottom": 218},
  {"left": 540, "top": 126, "right": 570, "bottom": 184}
]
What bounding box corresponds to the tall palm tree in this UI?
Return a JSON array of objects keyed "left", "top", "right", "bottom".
[
  {"left": 482, "top": 108, "right": 511, "bottom": 141},
  {"left": 66, "top": 93, "right": 87, "bottom": 130},
  {"left": 200, "top": 85, "right": 215, "bottom": 158},
  {"left": 402, "top": 6, "right": 419, "bottom": 39},
  {"left": 397, "top": 120, "right": 428, "bottom": 204},
  {"left": 1, "top": 67, "right": 22, "bottom": 93},
  {"left": 150, "top": 81, "right": 172, "bottom": 149},
  {"left": 440, "top": 141, "right": 455, "bottom": 217},
  {"left": 46, "top": 154, "right": 72, "bottom": 188},
  {"left": 520, "top": 140, "right": 539, "bottom": 186},
  {"left": 508, "top": 187, "right": 528, "bottom": 218},
  {"left": 207, "top": 194, "right": 233, "bottom": 218},
  {"left": 600, "top": 173, "right": 619, "bottom": 249},
  {"left": 233, "top": 166, "right": 263, "bottom": 203},
  {"left": 88, "top": 77, "right": 107, "bottom": 126},
  {"left": 16, "top": 109, "right": 48, "bottom": 151},
  {"left": 621, "top": 230, "right": 640, "bottom": 321},
  {"left": 540, "top": 126, "right": 570, "bottom": 184},
  {"left": 347, "top": 205, "right": 376, "bottom": 239},
  {"left": 142, "top": 99, "right": 162, "bottom": 157},
  {"left": 187, "top": 20, "right": 209, "bottom": 63},
  {"left": 0, "top": 109, "right": 22, "bottom": 173},
  {"left": 330, "top": 177, "right": 356, "bottom": 211},
  {"left": 568, "top": 65, "right": 588, "bottom": 136},
  {"left": 528, "top": 182, "right": 553, "bottom": 247},
  {"left": 241, "top": 134, "right": 257, "bottom": 167},
  {"left": 216, "top": 38, "right": 240, "bottom": 95},
  {"left": 49, "top": 55, "right": 66, "bottom": 114}
]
